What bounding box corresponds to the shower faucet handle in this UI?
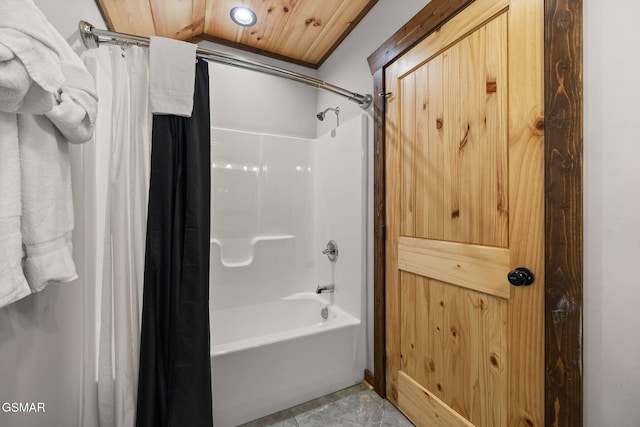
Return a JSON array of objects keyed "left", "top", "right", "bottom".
[{"left": 322, "top": 240, "right": 338, "bottom": 262}]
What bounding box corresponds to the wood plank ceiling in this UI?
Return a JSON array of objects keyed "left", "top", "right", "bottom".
[{"left": 95, "top": 0, "right": 378, "bottom": 68}]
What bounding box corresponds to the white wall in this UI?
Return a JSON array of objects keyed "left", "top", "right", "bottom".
[
  {"left": 203, "top": 42, "right": 318, "bottom": 138},
  {"left": 584, "top": 1, "right": 640, "bottom": 425},
  {"left": 0, "top": 280, "right": 85, "bottom": 427}
]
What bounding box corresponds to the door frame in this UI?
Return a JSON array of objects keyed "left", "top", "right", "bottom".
[{"left": 364, "top": 1, "right": 583, "bottom": 426}]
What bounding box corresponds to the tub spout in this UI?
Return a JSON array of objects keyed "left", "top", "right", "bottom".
[{"left": 316, "top": 284, "right": 335, "bottom": 294}]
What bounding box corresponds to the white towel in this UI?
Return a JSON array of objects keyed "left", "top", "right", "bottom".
[
  {"left": 0, "top": 0, "right": 95, "bottom": 124},
  {"left": 18, "top": 32, "right": 97, "bottom": 291},
  {"left": 0, "top": 0, "right": 98, "bottom": 296},
  {"left": 0, "top": 42, "right": 45, "bottom": 113},
  {"left": 45, "top": 60, "right": 99, "bottom": 143},
  {"left": 0, "top": 36, "right": 59, "bottom": 115},
  {"left": 0, "top": 112, "right": 31, "bottom": 308},
  {"left": 149, "top": 36, "right": 197, "bottom": 117},
  {"left": 0, "top": 42, "right": 31, "bottom": 112},
  {"left": 19, "top": 113, "right": 78, "bottom": 291},
  {"left": 0, "top": 0, "right": 65, "bottom": 95}
]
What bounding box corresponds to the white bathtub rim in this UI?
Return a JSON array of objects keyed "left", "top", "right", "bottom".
[{"left": 211, "top": 295, "right": 360, "bottom": 358}]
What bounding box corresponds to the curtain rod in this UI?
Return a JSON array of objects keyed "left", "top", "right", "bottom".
[{"left": 78, "top": 21, "right": 372, "bottom": 110}]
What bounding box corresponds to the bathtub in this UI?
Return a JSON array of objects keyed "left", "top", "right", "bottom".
[{"left": 211, "top": 292, "right": 363, "bottom": 427}]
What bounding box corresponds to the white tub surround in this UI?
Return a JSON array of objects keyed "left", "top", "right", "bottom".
[{"left": 210, "top": 115, "right": 367, "bottom": 426}]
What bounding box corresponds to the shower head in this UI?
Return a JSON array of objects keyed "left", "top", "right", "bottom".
[{"left": 316, "top": 107, "right": 340, "bottom": 126}]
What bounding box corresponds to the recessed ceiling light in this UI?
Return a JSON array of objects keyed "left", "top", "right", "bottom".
[{"left": 230, "top": 6, "right": 257, "bottom": 27}]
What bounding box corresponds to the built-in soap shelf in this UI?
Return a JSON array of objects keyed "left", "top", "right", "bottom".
[{"left": 210, "top": 235, "right": 295, "bottom": 268}]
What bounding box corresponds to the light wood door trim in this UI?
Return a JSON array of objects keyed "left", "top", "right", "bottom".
[{"left": 367, "top": 0, "right": 583, "bottom": 425}]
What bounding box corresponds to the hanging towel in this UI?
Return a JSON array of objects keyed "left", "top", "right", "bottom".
[
  {"left": 0, "top": 0, "right": 97, "bottom": 303},
  {"left": 0, "top": 0, "right": 65, "bottom": 99},
  {"left": 19, "top": 113, "right": 79, "bottom": 291},
  {"left": 19, "top": 22, "right": 98, "bottom": 291},
  {"left": 45, "top": 59, "right": 99, "bottom": 143},
  {"left": 0, "top": 112, "right": 31, "bottom": 308},
  {"left": 0, "top": 0, "right": 96, "bottom": 131},
  {"left": 149, "top": 36, "right": 197, "bottom": 117},
  {"left": 0, "top": 41, "right": 58, "bottom": 114}
]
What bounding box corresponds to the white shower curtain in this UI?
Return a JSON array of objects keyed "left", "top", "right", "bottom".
[{"left": 93, "top": 45, "right": 152, "bottom": 427}]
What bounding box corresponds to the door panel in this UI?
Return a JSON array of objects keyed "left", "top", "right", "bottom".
[
  {"left": 396, "top": 276, "right": 509, "bottom": 427},
  {"left": 385, "top": 0, "right": 544, "bottom": 425}
]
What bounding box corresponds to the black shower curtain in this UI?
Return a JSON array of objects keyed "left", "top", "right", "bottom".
[{"left": 136, "top": 59, "right": 213, "bottom": 427}]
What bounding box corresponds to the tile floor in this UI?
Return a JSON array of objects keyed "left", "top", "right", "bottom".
[{"left": 238, "top": 383, "right": 414, "bottom": 427}]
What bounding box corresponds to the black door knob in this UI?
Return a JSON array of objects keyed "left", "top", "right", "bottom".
[{"left": 507, "top": 267, "right": 535, "bottom": 286}]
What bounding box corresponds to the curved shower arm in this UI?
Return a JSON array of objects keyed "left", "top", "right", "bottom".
[
  {"left": 316, "top": 107, "right": 340, "bottom": 127},
  {"left": 78, "top": 21, "right": 373, "bottom": 110}
]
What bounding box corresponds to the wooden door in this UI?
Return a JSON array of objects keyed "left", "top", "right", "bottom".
[{"left": 384, "top": 0, "right": 543, "bottom": 426}]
